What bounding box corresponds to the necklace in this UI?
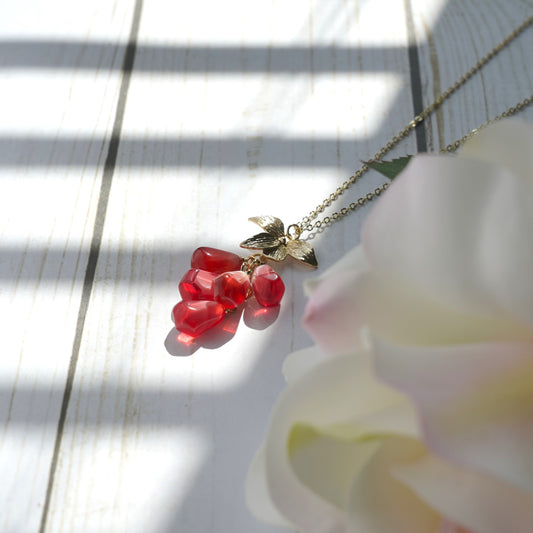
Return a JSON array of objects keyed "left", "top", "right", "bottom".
[{"left": 168, "top": 16, "right": 533, "bottom": 344}]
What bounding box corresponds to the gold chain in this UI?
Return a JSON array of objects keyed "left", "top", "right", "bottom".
[{"left": 296, "top": 15, "right": 533, "bottom": 234}]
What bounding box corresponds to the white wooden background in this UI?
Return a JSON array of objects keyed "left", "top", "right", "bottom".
[{"left": 1, "top": 0, "right": 532, "bottom": 531}]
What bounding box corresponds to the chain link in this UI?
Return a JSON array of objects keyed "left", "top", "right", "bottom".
[
  {"left": 441, "top": 95, "right": 533, "bottom": 152},
  {"left": 296, "top": 15, "right": 533, "bottom": 235}
]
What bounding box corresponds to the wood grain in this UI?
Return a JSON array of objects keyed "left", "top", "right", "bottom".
[
  {"left": 0, "top": 1, "right": 138, "bottom": 531},
  {"left": 412, "top": 0, "right": 533, "bottom": 150}
]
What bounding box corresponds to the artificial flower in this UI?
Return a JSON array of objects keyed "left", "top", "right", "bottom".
[{"left": 246, "top": 120, "right": 533, "bottom": 533}]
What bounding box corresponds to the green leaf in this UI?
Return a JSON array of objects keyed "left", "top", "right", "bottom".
[{"left": 365, "top": 155, "right": 412, "bottom": 180}]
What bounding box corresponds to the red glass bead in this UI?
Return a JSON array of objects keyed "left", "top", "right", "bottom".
[
  {"left": 191, "top": 247, "right": 242, "bottom": 274},
  {"left": 172, "top": 300, "right": 225, "bottom": 338},
  {"left": 251, "top": 265, "right": 285, "bottom": 307},
  {"left": 214, "top": 271, "right": 251, "bottom": 310},
  {"left": 179, "top": 268, "right": 216, "bottom": 300}
]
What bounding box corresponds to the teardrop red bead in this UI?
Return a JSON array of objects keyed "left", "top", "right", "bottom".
[
  {"left": 172, "top": 300, "right": 225, "bottom": 337},
  {"left": 179, "top": 268, "right": 216, "bottom": 300},
  {"left": 251, "top": 265, "right": 285, "bottom": 307},
  {"left": 214, "top": 271, "right": 251, "bottom": 310},
  {"left": 191, "top": 247, "right": 242, "bottom": 274}
]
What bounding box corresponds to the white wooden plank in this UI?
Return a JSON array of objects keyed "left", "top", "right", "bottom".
[
  {"left": 44, "top": 1, "right": 419, "bottom": 532},
  {"left": 0, "top": 1, "right": 138, "bottom": 531}
]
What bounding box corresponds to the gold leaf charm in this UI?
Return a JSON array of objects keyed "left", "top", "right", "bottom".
[{"left": 240, "top": 216, "right": 318, "bottom": 268}]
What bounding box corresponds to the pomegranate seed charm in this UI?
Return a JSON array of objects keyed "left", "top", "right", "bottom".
[
  {"left": 171, "top": 246, "right": 285, "bottom": 340},
  {"left": 169, "top": 216, "right": 317, "bottom": 345}
]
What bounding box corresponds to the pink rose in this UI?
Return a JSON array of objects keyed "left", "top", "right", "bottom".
[{"left": 247, "top": 120, "right": 533, "bottom": 533}]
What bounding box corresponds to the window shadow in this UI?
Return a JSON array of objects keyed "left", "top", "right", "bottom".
[{"left": 3, "top": 0, "right": 533, "bottom": 531}]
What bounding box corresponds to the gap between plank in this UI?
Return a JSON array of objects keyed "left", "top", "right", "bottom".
[
  {"left": 38, "top": 0, "right": 144, "bottom": 531},
  {"left": 404, "top": 0, "right": 428, "bottom": 153}
]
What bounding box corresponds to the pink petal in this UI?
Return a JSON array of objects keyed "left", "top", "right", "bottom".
[
  {"left": 304, "top": 246, "right": 368, "bottom": 297},
  {"left": 394, "top": 453, "right": 533, "bottom": 533},
  {"left": 347, "top": 270, "right": 531, "bottom": 348},
  {"left": 374, "top": 337, "right": 533, "bottom": 496},
  {"left": 302, "top": 269, "right": 366, "bottom": 356},
  {"left": 362, "top": 154, "right": 533, "bottom": 329}
]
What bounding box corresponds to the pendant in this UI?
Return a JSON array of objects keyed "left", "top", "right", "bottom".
[
  {"left": 168, "top": 216, "right": 317, "bottom": 348},
  {"left": 240, "top": 215, "right": 317, "bottom": 268},
  {"left": 171, "top": 245, "right": 285, "bottom": 342}
]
